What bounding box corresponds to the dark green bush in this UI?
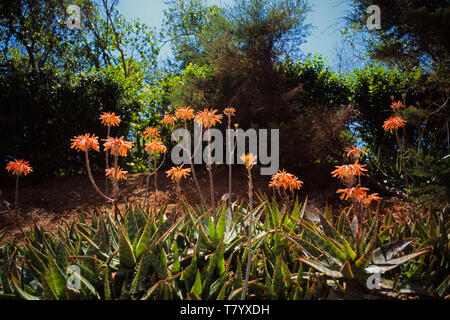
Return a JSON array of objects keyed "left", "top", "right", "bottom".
[{"left": 0, "top": 67, "right": 138, "bottom": 179}]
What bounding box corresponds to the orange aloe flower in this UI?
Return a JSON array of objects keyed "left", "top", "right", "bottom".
[
  {"left": 336, "top": 186, "right": 369, "bottom": 201},
  {"left": 224, "top": 107, "right": 236, "bottom": 118},
  {"left": 269, "top": 169, "right": 290, "bottom": 189},
  {"left": 6, "top": 159, "right": 33, "bottom": 176},
  {"left": 269, "top": 169, "right": 303, "bottom": 191},
  {"left": 390, "top": 101, "right": 405, "bottom": 111},
  {"left": 71, "top": 133, "right": 100, "bottom": 152},
  {"left": 99, "top": 112, "right": 121, "bottom": 127},
  {"left": 175, "top": 106, "right": 195, "bottom": 121},
  {"left": 145, "top": 139, "right": 167, "bottom": 154},
  {"left": 105, "top": 166, "right": 128, "bottom": 181},
  {"left": 194, "top": 108, "right": 223, "bottom": 128},
  {"left": 331, "top": 160, "right": 367, "bottom": 179},
  {"left": 361, "top": 193, "right": 381, "bottom": 206},
  {"left": 383, "top": 116, "right": 406, "bottom": 132},
  {"left": 287, "top": 176, "right": 304, "bottom": 191},
  {"left": 144, "top": 127, "right": 160, "bottom": 140},
  {"left": 103, "top": 137, "right": 134, "bottom": 156},
  {"left": 240, "top": 153, "right": 257, "bottom": 170},
  {"left": 161, "top": 114, "right": 177, "bottom": 126},
  {"left": 166, "top": 164, "right": 191, "bottom": 182},
  {"left": 345, "top": 145, "right": 367, "bottom": 159}
]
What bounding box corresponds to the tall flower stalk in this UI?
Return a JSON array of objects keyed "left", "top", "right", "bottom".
[
  {"left": 332, "top": 145, "right": 380, "bottom": 224},
  {"left": 383, "top": 114, "right": 413, "bottom": 214},
  {"left": 103, "top": 136, "right": 133, "bottom": 219},
  {"left": 144, "top": 138, "right": 167, "bottom": 210},
  {"left": 240, "top": 153, "right": 257, "bottom": 300},
  {"left": 194, "top": 108, "right": 223, "bottom": 220},
  {"left": 385, "top": 100, "right": 409, "bottom": 190},
  {"left": 99, "top": 112, "right": 121, "bottom": 195},
  {"left": 103, "top": 137, "right": 134, "bottom": 198},
  {"left": 387, "top": 119, "right": 409, "bottom": 186},
  {"left": 383, "top": 115, "right": 408, "bottom": 186},
  {"left": 143, "top": 126, "right": 161, "bottom": 205},
  {"left": 6, "top": 159, "right": 33, "bottom": 209},
  {"left": 345, "top": 145, "right": 367, "bottom": 185},
  {"left": 224, "top": 107, "right": 236, "bottom": 205},
  {"left": 173, "top": 107, "right": 206, "bottom": 203},
  {"left": 6, "top": 159, "right": 33, "bottom": 237},
  {"left": 166, "top": 164, "right": 191, "bottom": 210},
  {"left": 71, "top": 134, "right": 114, "bottom": 203}
]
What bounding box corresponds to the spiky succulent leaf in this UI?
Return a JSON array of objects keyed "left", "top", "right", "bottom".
[
  {"left": 130, "top": 250, "right": 151, "bottom": 295},
  {"left": 299, "top": 258, "right": 343, "bottom": 278},
  {"left": 372, "top": 239, "right": 413, "bottom": 264},
  {"left": 118, "top": 225, "right": 136, "bottom": 269}
]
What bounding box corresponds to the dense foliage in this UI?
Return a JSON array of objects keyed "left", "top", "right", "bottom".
[
  {"left": 346, "top": 0, "right": 450, "bottom": 79},
  {"left": 1, "top": 199, "right": 447, "bottom": 300},
  {"left": 0, "top": 68, "right": 136, "bottom": 176},
  {"left": 0, "top": 1, "right": 448, "bottom": 230},
  {"left": 0, "top": 0, "right": 160, "bottom": 177}
]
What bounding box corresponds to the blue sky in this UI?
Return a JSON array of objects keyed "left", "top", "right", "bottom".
[{"left": 117, "top": 0, "right": 353, "bottom": 69}]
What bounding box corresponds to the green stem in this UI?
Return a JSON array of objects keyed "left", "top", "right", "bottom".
[
  {"left": 395, "top": 130, "right": 414, "bottom": 216},
  {"left": 184, "top": 120, "right": 205, "bottom": 203},
  {"left": 227, "top": 118, "right": 232, "bottom": 205},
  {"left": 144, "top": 152, "right": 152, "bottom": 207},
  {"left": 84, "top": 151, "right": 114, "bottom": 203},
  {"left": 14, "top": 175, "right": 25, "bottom": 237},
  {"left": 207, "top": 129, "right": 216, "bottom": 221},
  {"left": 154, "top": 156, "right": 158, "bottom": 212},
  {"left": 105, "top": 125, "right": 111, "bottom": 195},
  {"left": 113, "top": 154, "right": 119, "bottom": 198},
  {"left": 14, "top": 175, "right": 19, "bottom": 209},
  {"left": 241, "top": 168, "right": 253, "bottom": 300}
]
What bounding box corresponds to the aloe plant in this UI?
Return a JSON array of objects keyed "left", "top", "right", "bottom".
[
  {"left": 0, "top": 198, "right": 443, "bottom": 300},
  {"left": 400, "top": 208, "right": 449, "bottom": 297},
  {"left": 0, "top": 241, "right": 17, "bottom": 298},
  {"left": 0, "top": 204, "right": 242, "bottom": 300},
  {"left": 294, "top": 210, "right": 428, "bottom": 297}
]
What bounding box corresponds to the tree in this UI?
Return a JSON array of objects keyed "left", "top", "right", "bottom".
[
  {"left": 163, "top": 0, "right": 312, "bottom": 124},
  {"left": 163, "top": 0, "right": 224, "bottom": 68},
  {"left": 0, "top": 0, "right": 95, "bottom": 72},
  {"left": 345, "top": 1, "right": 450, "bottom": 204},
  {"left": 345, "top": 0, "right": 450, "bottom": 80},
  {"left": 161, "top": 0, "right": 357, "bottom": 190},
  {"left": 0, "top": 0, "right": 161, "bottom": 177}
]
